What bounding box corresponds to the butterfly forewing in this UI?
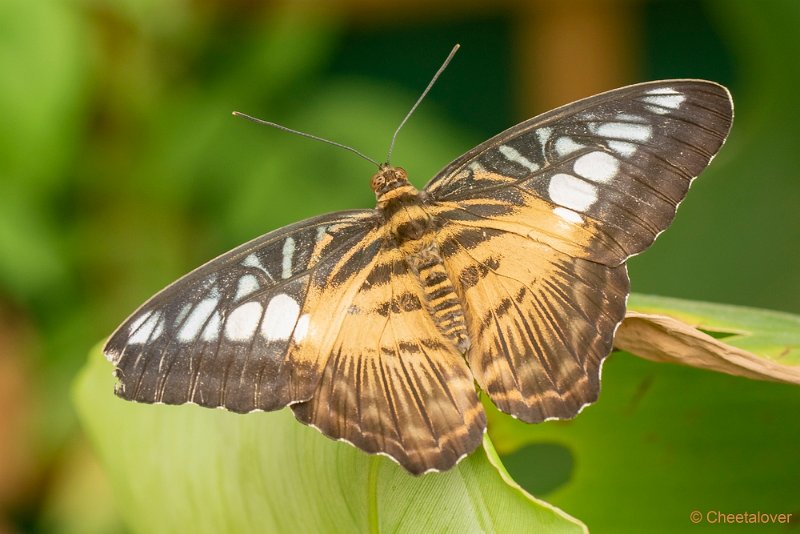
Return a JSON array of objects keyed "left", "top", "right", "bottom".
[
  {"left": 104, "top": 210, "right": 379, "bottom": 413},
  {"left": 426, "top": 80, "right": 733, "bottom": 265}
]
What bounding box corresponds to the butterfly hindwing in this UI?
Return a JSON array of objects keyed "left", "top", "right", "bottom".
[
  {"left": 426, "top": 80, "right": 734, "bottom": 266},
  {"left": 104, "top": 210, "right": 379, "bottom": 413},
  {"left": 291, "top": 245, "right": 486, "bottom": 475},
  {"left": 435, "top": 221, "right": 628, "bottom": 422}
]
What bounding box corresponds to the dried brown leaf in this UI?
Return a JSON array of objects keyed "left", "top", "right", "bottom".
[{"left": 615, "top": 312, "right": 800, "bottom": 385}]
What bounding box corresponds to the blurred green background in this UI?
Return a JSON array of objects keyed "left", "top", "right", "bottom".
[{"left": 1, "top": 0, "right": 799, "bottom": 532}]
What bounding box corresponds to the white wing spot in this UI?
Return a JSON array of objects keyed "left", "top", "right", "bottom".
[
  {"left": 127, "top": 312, "right": 151, "bottom": 343},
  {"left": 548, "top": 173, "right": 598, "bottom": 212},
  {"left": 178, "top": 298, "right": 219, "bottom": 342},
  {"left": 175, "top": 303, "right": 191, "bottom": 326},
  {"left": 608, "top": 141, "right": 637, "bottom": 157},
  {"left": 262, "top": 293, "right": 300, "bottom": 341},
  {"left": 316, "top": 226, "right": 328, "bottom": 242},
  {"left": 243, "top": 253, "right": 274, "bottom": 280},
  {"left": 641, "top": 94, "right": 686, "bottom": 114},
  {"left": 554, "top": 137, "right": 584, "bottom": 157},
  {"left": 129, "top": 311, "right": 164, "bottom": 344},
  {"left": 535, "top": 127, "right": 552, "bottom": 147},
  {"left": 282, "top": 237, "right": 295, "bottom": 279},
  {"left": 243, "top": 253, "right": 261, "bottom": 268},
  {"left": 498, "top": 144, "right": 540, "bottom": 172},
  {"left": 467, "top": 161, "right": 485, "bottom": 173},
  {"left": 128, "top": 311, "right": 152, "bottom": 332},
  {"left": 235, "top": 274, "right": 259, "bottom": 300},
  {"left": 293, "top": 314, "right": 310, "bottom": 343},
  {"left": 596, "top": 122, "right": 653, "bottom": 142},
  {"left": 574, "top": 151, "right": 619, "bottom": 183},
  {"left": 553, "top": 207, "right": 583, "bottom": 224},
  {"left": 225, "top": 302, "right": 264, "bottom": 341},
  {"left": 201, "top": 312, "right": 221, "bottom": 341}
]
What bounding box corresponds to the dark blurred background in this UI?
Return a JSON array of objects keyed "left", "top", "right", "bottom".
[{"left": 1, "top": 0, "right": 798, "bottom": 531}]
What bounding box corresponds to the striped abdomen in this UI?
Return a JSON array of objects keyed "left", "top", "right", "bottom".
[{"left": 408, "top": 243, "right": 470, "bottom": 354}]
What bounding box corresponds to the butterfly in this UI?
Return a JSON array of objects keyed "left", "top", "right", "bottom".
[{"left": 104, "top": 71, "right": 733, "bottom": 475}]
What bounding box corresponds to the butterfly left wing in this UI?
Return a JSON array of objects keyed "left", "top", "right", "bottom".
[
  {"left": 105, "top": 209, "right": 484, "bottom": 474},
  {"left": 424, "top": 80, "right": 733, "bottom": 422},
  {"left": 103, "top": 210, "right": 382, "bottom": 414},
  {"left": 291, "top": 243, "right": 485, "bottom": 475}
]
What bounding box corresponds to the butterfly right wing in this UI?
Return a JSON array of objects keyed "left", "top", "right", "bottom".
[
  {"left": 422, "top": 81, "right": 733, "bottom": 423},
  {"left": 103, "top": 210, "right": 381, "bottom": 413}
]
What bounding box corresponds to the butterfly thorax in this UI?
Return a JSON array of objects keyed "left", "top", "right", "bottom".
[
  {"left": 371, "top": 165, "right": 471, "bottom": 354},
  {"left": 371, "top": 166, "right": 428, "bottom": 242}
]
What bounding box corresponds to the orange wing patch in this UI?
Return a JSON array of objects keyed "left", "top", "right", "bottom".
[
  {"left": 436, "top": 193, "right": 629, "bottom": 267},
  {"left": 291, "top": 245, "right": 486, "bottom": 475},
  {"left": 437, "top": 220, "right": 629, "bottom": 422}
]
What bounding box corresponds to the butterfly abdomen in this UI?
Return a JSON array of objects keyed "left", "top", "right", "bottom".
[{"left": 407, "top": 242, "right": 471, "bottom": 354}]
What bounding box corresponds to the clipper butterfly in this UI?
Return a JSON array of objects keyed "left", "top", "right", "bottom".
[{"left": 105, "top": 74, "right": 733, "bottom": 475}]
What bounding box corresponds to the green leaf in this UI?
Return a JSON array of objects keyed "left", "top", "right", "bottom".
[{"left": 73, "top": 344, "right": 586, "bottom": 533}]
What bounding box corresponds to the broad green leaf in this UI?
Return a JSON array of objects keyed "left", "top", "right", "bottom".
[{"left": 73, "top": 345, "right": 586, "bottom": 533}]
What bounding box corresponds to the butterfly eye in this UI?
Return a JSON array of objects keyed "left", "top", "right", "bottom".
[
  {"left": 390, "top": 167, "right": 408, "bottom": 182},
  {"left": 370, "top": 173, "right": 386, "bottom": 192}
]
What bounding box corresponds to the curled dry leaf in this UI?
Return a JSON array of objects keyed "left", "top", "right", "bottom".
[{"left": 615, "top": 311, "right": 800, "bottom": 385}]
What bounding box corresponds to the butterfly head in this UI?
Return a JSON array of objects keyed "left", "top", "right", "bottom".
[{"left": 371, "top": 165, "right": 412, "bottom": 199}]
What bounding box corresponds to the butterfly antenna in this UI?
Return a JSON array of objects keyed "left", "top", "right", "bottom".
[
  {"left": 385, "top": 44, "right": 460, "bottom": 165},
  {"left": 232, "top": 112, "right": 381, "bottom": 168}
]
